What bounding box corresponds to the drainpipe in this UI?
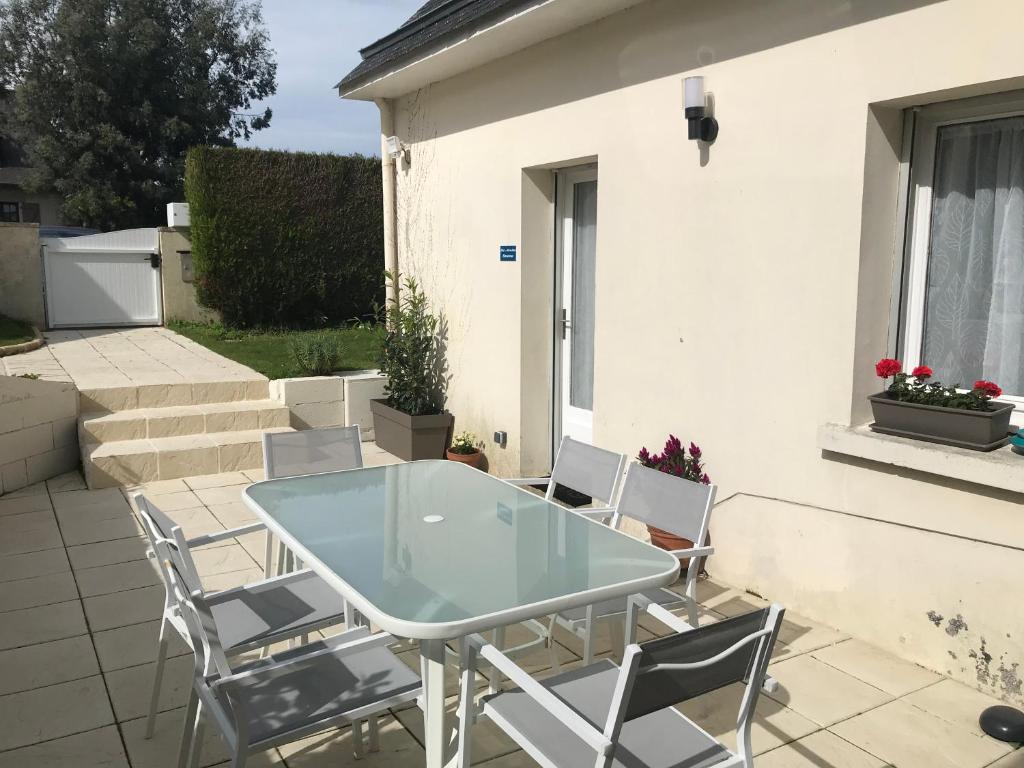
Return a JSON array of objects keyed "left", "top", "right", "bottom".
[{"left": 375, "top": 97, "right": 399, "bottom": 306}]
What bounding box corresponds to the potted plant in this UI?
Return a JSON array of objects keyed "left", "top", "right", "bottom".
[
  {"left": 371, "top": 273, "right": 453, "bottom": 461},
  {"left": 446, "top": 431, "right": 484, "bottom": 469},
  {"left": 869, "top": 358, "right": 1014, "bottom": 451},
  {"left": 636, "top": 435, "right": 710, "bottom": 569}
]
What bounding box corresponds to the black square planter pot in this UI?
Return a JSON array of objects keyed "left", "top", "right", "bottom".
[
  {"left": 370, "top": 399, "right": 453, "bottom": 461},
  {"left": 868, "top": 392, "right": 1015, "bottom": 451}
]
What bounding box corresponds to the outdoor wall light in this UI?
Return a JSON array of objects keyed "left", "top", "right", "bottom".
[
  {"left": 385, "top": 135, "right": 408, "bottom": 162},
  {"left": 684, "top": 76, "right": 718, "bottom": 143}
]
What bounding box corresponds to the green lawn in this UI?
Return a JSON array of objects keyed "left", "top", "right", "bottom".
[
  {"left": 0, "top": 314, "right": 35, "bottom": 347},
  {"left": 168, "top": 321, "right": 383, "bottom": 380}
]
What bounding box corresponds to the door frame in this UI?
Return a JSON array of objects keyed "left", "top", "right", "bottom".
[{"left": 552, "top": 163, "right": 598, "bottom": 453}]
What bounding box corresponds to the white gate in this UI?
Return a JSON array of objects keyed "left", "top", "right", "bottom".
[{"left": 42, "top": 228, "right": 162, "bottom": 328}]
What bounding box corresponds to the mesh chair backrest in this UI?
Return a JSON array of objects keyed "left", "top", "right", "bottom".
[
  {"left": 134, "top": 494, "right": 202, "bottom": 594},
  {"left": 263, "top": 426, "right": 364, "bottom": 480},
  {"left": 624, "top": 607, "right": 773, "bottom": 721},
  {"left": 615, "top": 462, "right": 714, "bottom": 542},
  {"left": 161, "top": 556, "right": 231, "bottom": 680},
  {"left": 549, "top": 437, "right": 625, "bottom": 505}
]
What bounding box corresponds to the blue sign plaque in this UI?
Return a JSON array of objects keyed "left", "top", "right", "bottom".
[{"left": 499, "top": 245, "right": 517, "bottom": 262}]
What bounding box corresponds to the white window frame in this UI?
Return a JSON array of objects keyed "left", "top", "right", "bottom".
[{"left": 898, "top": 90, "right": 1024, "bottom": 420}]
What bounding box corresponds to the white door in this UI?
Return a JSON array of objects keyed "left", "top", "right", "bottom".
[
  {"left": 42, "top": 229, "right": 162, "bottom": 328},
  {"left": 555, "top": 166, "right": 598, "bottom": 445}
]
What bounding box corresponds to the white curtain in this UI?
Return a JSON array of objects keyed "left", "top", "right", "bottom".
[
  {"left": 570, "top": 180, "right": 597, "bottom": 410},
  {"left": 923, "top": 116, "right": 1024, "bottom": 394}
]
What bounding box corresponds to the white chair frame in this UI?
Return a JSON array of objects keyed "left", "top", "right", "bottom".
[{"left": 457, "top": 597, "right": 785, "bottom": 768}]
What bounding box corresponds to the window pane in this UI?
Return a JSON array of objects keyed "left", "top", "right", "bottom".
[
  {"left": 570, "top": 180, "right": 597, "bottom": 410},
  {"left": 0, "top": 202, "right": 18, "bottom": 222},
  {"left": 922, "top": 116, "right": 1024, "bottom": 394}
]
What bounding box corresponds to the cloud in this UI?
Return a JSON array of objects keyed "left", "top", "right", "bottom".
[{"left": 242, "top": 0, "right": 422, "bottom": 156}]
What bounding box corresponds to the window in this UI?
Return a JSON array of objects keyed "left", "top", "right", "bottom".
[
  {"left": 0, "top": 202, "right": 19, "bottom": 222},
  {"left": 899, "top": 92, "right": 1024, "bottom": 402}
]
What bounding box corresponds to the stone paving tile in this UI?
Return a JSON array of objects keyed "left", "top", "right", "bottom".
[
  {"left": 988, "top": 750, "right": 1024, "bottom": 768},
  {"left": 121, "top": 707, "right": 285, "bottom": 767},
  {"left": 831, "top": 698, "right": 1011, "bottom": 768},
  {"left": 0, "top": 725, "right": 130, "bottom": 768},
  {"left": 184, "top": 471, "right": 250, "bottom": 490},
  {"left": 0, "top": 570, "right": 79, "bottom": 612},
  {"left": 82, "top": 584, "right": 164, "bottom": 631},
  {"left": 0, "top": 547, "right": 70, "bottom": 583},
  {"left": 756, "top": 730, "right": 888, "bottom": 767},
  {"left": 812, "top": 638, "right": 943, "bottom": 697},
  {"left": 394, "top": 696, "right": 521, "bottom": 765},
  {"left": 0, "top": 518, "right": 63, "bottom": 556},
  {"left": 105, "top": 653, "right": 194, "bottom": 721},
  {"left": 66, "top": 534, "right": 150, "bottom": 570},
  {"left": 45, "top": 470, "right": 87, "bottom": 493},
  {"left": 903, "top": 678, "right": 1014, "bottom": 739},
  {"left": 0, "top": 675, "right": 114, "bottom": 751},
  {"left": 0, "top": 599, "right": 87, "bottom": 650},
  {"left": 276, "top": 716, "right": 423, "bottom": 768},
  {"left": 766, "top": 654, "right": 893, "bottom": 727},
  {"left": 0, "top": 635, "right": 99, "bottom": 696},
  {"left": 92, "top": 619, "right": 190, "bottom": 673},
  {"left": 0, "top": 491, "right": 52, "bottom": 516},
  {"left": 75, "top": 558, "right": 162, "bottom": 598}
]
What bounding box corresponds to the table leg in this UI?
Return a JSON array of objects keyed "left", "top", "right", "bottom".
[{"left": 420, "top": 638, "right": 448, "bottom": 768}]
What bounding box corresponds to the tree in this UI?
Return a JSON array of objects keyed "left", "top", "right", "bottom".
[{"left": 0, "top": 0, "right": 276, "bottom": 229}]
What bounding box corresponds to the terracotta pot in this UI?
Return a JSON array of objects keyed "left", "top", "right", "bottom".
[
  {"left": 647, "top": 525, "right": 709, "bottom": 573},
  {"left": 446, "top": 449, "right": 483, "bottom": 470}
]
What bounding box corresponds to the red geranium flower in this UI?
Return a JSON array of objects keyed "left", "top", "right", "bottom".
[
  {"left": 911, "top": 365, "right": 933, "bottom": 380},
  {"left": 973, "top": 380, "right": 1002, "bottom": 399},
  {"left": 875, "top": 358, "right": 902, "bottom": 378}
]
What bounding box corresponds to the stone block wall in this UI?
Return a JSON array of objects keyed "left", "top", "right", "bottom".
[
  {"left": 270, "top": 371, "right": 385, "bottom": 440},
  {"left": 0, "top": 222, "right": 44, "bottom": 328},
  {"left": 0, "top": 375, "right": 79, "bottom": 494}
]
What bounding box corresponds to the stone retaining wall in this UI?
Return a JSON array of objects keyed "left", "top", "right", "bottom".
[
  {"left": 0, "top": 375, "right": 79, "bottom": 494},
  {"left": 270, "top": 371, "right": 386, "bottom": 439}
]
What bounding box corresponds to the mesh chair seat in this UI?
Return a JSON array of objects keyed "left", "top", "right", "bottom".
[
  {"left": 557, "top": 587, "right": 683, "bottom": 624},
  {"left": 217, "top": 639, "right": 422, "bottom": 746},
  {"left": 483, "top": 660, "right": 729, "bottom": 768},
  {"left": 206, "top": 570, "right": 346, "bottom": 652}
]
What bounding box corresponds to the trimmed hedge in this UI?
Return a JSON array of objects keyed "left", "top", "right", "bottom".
[{"left": 185, "top": 147, "right": 383, "bottom": 328}]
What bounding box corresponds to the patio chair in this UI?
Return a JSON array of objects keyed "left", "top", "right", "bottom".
[
  {"left": 456, "top": 596, "right": 784, "bottom": 768},
  {"left": 159, "top": 554, "right": 422, "bottom": 768},
  {"left": 134, "top": 493, "right": 349, "bottom": 741},
  {"left": 499, "top": 436, "right": 627, "bottom": 662},
  {"left": 262, "top": 425, "right": 364, "bottom": 576},
  {"left": 550, "top": 461, "right": 716, "bottom": 666},
  {"left": 506, "top": 435, "right": 627, "bottom": 515}
]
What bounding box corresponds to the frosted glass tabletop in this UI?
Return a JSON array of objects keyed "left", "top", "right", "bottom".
[{"left": 243, "top": 460, "right": 680, "bottom": 639}]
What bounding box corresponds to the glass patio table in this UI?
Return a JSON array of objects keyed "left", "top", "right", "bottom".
[{"left": 242, "top": 459, "right": 680, "bottom": 768}]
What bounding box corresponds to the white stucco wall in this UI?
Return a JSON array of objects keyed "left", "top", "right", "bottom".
[{"left": 378, "top": 0, "right": 1024, "bottom": 703}]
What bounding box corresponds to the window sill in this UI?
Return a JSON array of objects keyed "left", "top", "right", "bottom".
[{"left": 817, "top": 423, "right": 1024, "bottom": 495}]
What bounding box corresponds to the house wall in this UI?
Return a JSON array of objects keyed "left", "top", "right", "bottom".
[
  {"left": 158, "top": 228, "right": 219, "bottom": 324},
  {"left": 384, "top": 0, "right": 1024, "bottom": 702},
  {"left": 0, "top": 375, "right": 78, "bottom": 494},
  {"left": 0, "top": 222, "right": 44, "bottom": 327},
  {"left": 0, "top": 184, "right": 64, "bottom": 226}
]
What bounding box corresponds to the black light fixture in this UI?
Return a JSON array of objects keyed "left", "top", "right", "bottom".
[{"left": 684, "top": 76, "right": 718, "bottom": 143}]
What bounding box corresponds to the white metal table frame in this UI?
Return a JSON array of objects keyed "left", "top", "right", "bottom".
[{"left": 242, "top": 461, "right": 680, "bottom": 768}]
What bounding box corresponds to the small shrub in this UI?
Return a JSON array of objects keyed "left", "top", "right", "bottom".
[
  {"left": 449, "top": 431, "right": 477, "bottom": 455},
  {"left": 18, "top": 372, "right": 40, "bottom": 380},
  {"left": 290, "top": 333, "right": 344, "bottom": 376}
]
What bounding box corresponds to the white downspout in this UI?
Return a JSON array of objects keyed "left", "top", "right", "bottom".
[{"left": 375, "top": 97, "right": 399, "bottom": 305}]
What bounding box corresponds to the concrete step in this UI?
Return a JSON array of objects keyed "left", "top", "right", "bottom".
[
  {"left": 83, "top": 427, "right": 293, "bottom": 489},
  {"left": 78, "top": 378, "right": 271, "bottom": 414},
  {"left": 80, "top": 399, "right": 291, "bottom": 443}
]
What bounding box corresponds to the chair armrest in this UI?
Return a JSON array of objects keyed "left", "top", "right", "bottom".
[
  {"left": 471, "top": 636, "right": 613, "bottom": 755},
  {"left": 186, "top": 522, "right": 266, "bottom": 548},
  {"left": 627, "top": 594, "right": 695, "bottom": 635},
  {"left": 205, "top": 568, "right": 327, "bottom": 602},
  {"left": 504, "top": 477, "right": 551, "bottom": 488},
  {"left": 668, "top": 545, "right": 714, "bottom": 559},
  {"left": 574, "top": 505, "right": 616, "bottom": 521},
  {"left": 214, "top": 627, "right": 390, "bottom": 692}
]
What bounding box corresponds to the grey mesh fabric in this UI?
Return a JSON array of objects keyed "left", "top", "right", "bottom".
[
  {"left": 206, "top": 570, "right": 346, "bottom": 651},
  {"left": 484, "top": 660, "right": 730, "bottom": 768},
  {"left": 264, "top": 426, "right": 363, "bottom": 480},
  {"left": 550, "top": 437, "right": 624, "bottom": 504},
  {"left": 556, "top": 587, "right": 682, "bottom": 623},
  {"left": 624, "top": 608, "right": 771, "bottom": 721},
  {"left": 221, "top": 640, "right": 422, "bottom": 745},
  {"left": 616, "top": 463, "right": 712, "bottom": 541}
]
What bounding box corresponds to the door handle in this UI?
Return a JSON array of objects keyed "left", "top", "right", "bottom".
[
  {"left": 559, "top": 308, "right": 572, "bottom": 339},
  {"left": 149, "top": 253, "right": 161, "bottom": 269}
]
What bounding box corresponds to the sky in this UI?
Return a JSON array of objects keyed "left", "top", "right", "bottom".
[{"left": 241, "top": 0, "right": 423, "bottom": 157}]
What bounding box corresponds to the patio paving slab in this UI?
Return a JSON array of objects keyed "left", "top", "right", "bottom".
[
  {"left": 0, "top": 569, "right": 79, "bottom": 611},
  {"left": 0, "top": 546, "right": 70, "bottom": 583},
  {"left": 0, "top": 725, "right": 130, "bottom": 768},
  {"left": 766, "top": 654, "right": 894, "bottom": 726},
  {"left": 812, "top": 638, "right": 943, "bottom": 697},
  {"left": 903, "top": 678, "right": 1015, "bottom": 739},
  {"left": 0, "top": 634, "right": 99, "bottom": 696},
  {"left": 756, "top": 730, "right": 889, "bottom": 767},
  {"left": 0, "top": 674, "right": 114, "bottom": 751},
  {"left": 92, "top": 619, "right": 190, "bottom": 673},
  {"left": 0, "top": 599, "right": 87, "bottom": 650}
]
